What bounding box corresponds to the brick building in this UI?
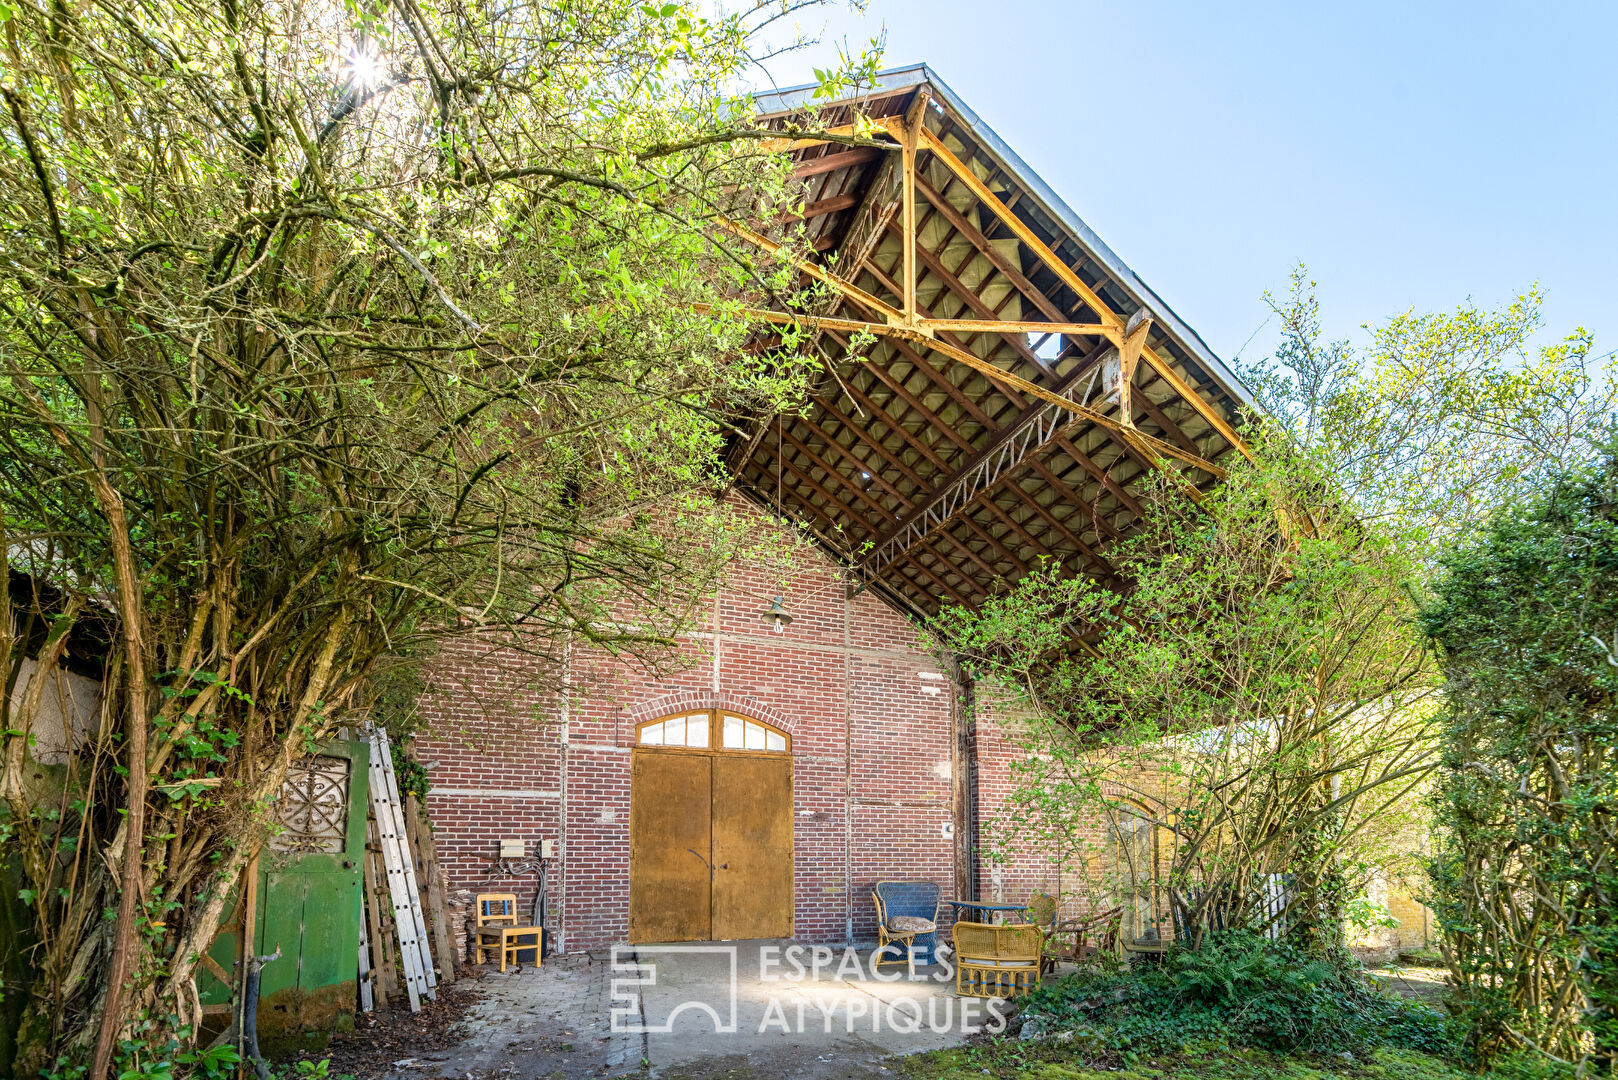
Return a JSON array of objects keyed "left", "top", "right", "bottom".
[{"left": 415, "top": 65, "right": 1273, "bottom": 953}]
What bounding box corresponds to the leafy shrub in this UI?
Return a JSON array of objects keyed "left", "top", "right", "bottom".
[{"left": 1020, "top": 931, "right": 1457, "bottom": 1057}]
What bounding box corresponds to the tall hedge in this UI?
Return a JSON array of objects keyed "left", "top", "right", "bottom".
[{"left": 1423, "top": 452, "right": 1618, "bottom": 1069}]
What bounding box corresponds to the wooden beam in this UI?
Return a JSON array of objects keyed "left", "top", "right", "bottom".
[
  {"left": 1024, "top": 453, "right": 1123, "bottom": 543},
  {"left": 792, "top": 146, "right": 883, "bottom": 178},
  {"left": 1140, "top": 345, "right": 1254, "bottom": 461},
  {"left": 730, "top": 297, "right": 1222, "bottom": 478},
  {"left": 899, "top": 96, "right": 926, "bottom": 322},
  {"left": 914, "top": 173, "right": 1072, "bottom": 327},
  {"left": 819, "top": 335, "right": 960, "bottom": 470},
  {"left": 1053, "top": 433, "right": 1148, "bottom": 523},
  {"left": 912, "top": 325, "right": 1224, "bottom": 477},
  {"left": 757, "top": 123, "right": 896, "bottom": 153},
  {"left": 997, "top": 477, "right": 1113, "bottom": 578},
  {"left": 886, "top": 219, "right": 1056, "bottom": 376},
  {"left": 1116, "top": 310, "right": 1152, "bottom": 429},
  {"left": 847, "top": 348, "right": 1108, "bottom": 588},
  {"left": 711, "top": 216, "right": 903, "bottom": 324},
  {"left": 920, "top": 319, "right": 1114, "bottom": 338},
  {"left": 904, "top": 123, "right": 1123, "bottom": 333},
  {"left": 810, "top": 391, "right": 933, "bottom": 490},
  {"left": 787, "top": 192, "right": 861, "bottom": 221},
  {"left": 910, "top": 135, "right": 1254, "bottom": 463}
]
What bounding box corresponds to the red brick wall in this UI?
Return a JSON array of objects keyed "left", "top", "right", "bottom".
[{"left": 415, "top": 498, "right": 964, "bottom": 952}]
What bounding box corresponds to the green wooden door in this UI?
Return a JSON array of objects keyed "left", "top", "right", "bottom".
[{"left": 197, "top": 739, "right": 369, "bottom": 1055}]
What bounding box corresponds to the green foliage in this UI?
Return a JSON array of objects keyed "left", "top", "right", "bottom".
[
  {"left": 1345, "top": 897, "right": 1401, "bottom": 933},
  {"left": 0, "top": 0, "right": 871, "bottom": 1065},
  {"left": 110, "top": 1035, "right": 240, "bottom": 1080},
  {"left": 1243, "top": 266, "right": 1616, "bottom": 561},
  {"left": 925, "top": 436, "right": 1440, "bottom": 952},
  {"left": 899, "top": 1043, "right": 1470, "bottom": 1080},
  {"left": 391, "top": 741, "right": 431, "bottom": 802},
  {"left": 1422, "top": 450, "right": 1618, "bottom": 1069},
  {"left": 1020, "top": 933, "right": 1457, "bottom": 1059}
]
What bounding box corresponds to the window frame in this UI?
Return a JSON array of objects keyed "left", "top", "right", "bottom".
[{"left": 633, "top": 708, "right": 791, "bottom": 754}]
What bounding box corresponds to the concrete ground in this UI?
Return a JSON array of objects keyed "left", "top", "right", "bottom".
[{"left": 396, "top": 942, "right": 1006, "bottom": 1080}]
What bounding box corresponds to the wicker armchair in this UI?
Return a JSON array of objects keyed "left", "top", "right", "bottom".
[
  {"left": 954, "top": 921, "right": 1043, "bottom": 997},
  {"left": 871, "top": 881, "right": 941, "bottom": 968}
]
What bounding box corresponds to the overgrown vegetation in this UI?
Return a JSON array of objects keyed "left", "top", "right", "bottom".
[
  {"left": 899, "top": 1042, "right": 1471, "bottom": 1080},
  {"left": 926, "top": 437, "right": 1440, "bottom": 953},
  {"left": 1423, "top": 451, "right": 1618, "bottom": 1070},
  {"left": 925, "top": 272, "right": 1616, "bottom": 1077},
  {"left": 0, "top": 0, "right": 871, "bottom": 1072},
  {"left": 1019, "top": 934, "right": 1454, "bottom": 1058}
]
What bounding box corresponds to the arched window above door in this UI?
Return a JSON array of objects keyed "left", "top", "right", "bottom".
[{"left": 636, "top": 709, "right": 789, "bottom": 752}]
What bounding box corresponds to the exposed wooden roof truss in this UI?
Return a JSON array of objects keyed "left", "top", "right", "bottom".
[{"left": 724, "top": 70, "right": 1255, "bottom": 634}]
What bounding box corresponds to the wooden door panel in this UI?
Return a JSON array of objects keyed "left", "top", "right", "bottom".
[
  {"left": 711, "top": 754, "right": 794, "bottom": 940},
  {"left": 629, "top": 752, "right": 712, "bottom": 943}
]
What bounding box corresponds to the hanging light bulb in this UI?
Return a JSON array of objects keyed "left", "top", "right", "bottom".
[{"left": 760, "top": 596, "right": 793, "bottom": 635}]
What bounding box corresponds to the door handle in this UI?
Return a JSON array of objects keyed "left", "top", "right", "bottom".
[{"left": 686, "top": 848, "right": 712, "bottom": 870}]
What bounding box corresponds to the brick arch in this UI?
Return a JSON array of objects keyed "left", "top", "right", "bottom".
[
  {"left": 624, "top": 691, "right": 798, "bottom": 737},
  {"left": 1097, "top": 785, "right": 1167, "bottom": 816}
]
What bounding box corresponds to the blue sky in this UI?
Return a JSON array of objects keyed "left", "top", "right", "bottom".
[{"left": 755, "top": 0, "right": 1617, "bottom": 370}]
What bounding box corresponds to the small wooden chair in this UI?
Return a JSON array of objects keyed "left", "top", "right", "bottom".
[
  {"left": 474, "top": 892, "right": 544, "bottom": 973},
  {"left": 1043, "top": 906, "right": 1123, "bottom": 973},
  {"left": 954, "top": 921, "right": 1043, "bottom": 998}
]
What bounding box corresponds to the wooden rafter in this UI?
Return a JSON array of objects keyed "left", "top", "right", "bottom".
[{"left": 728, "top": 79, "right": 1254, "bottom": 629}]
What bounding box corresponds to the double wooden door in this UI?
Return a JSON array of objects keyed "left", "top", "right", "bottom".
[{"left": 629, "top": 749, "right": 794, "bottom": 942}]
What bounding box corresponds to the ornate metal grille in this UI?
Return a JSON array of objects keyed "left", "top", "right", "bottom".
[{"left": 270, "top": 754, "right": 351, "bottom": 854}]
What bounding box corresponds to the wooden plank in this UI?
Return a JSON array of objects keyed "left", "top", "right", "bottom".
[
  {"left": 412, "top": 799, "right": 459, "bottom": 985},
  {"left": 357, "top": 889, "right": 376, "bottom": 1012},
  {"left": 365, "top": 823, "right": 398, "bottom": 1002},
  {"left": 200, "top": 951, "right": 232, "bottom": 987}
]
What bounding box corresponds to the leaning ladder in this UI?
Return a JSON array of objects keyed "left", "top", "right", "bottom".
[{"left": 365, "top": 724, "right": 438, "bottom": 1011}]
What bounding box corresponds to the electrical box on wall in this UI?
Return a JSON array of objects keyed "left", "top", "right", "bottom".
[
  {"left": 540, "top": 838, "right": 556, "bottom": 859},
  {"left": 499, "top": 838, "right": 524, "bottom": 858}
]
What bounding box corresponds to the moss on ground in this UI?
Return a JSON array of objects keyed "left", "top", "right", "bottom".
[{"left": 897, "top": 1043, "right": 1471, "bottom": 1080}]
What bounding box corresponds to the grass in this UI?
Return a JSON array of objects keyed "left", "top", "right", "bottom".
[{"left": 897, "top": 1042, "right": 1473, "bottom": 1080}]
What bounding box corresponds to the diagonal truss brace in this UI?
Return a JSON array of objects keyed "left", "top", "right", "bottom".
[
  {"left": 773, "top": 115, "right": 1255, "bottom": 462},
  {"left": 847, "top": 365, "right": 1108, "bottom": 595}
]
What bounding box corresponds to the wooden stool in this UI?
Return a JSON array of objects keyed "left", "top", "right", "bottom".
[{"left": 474, "top": 893, "right": 544, "bottom": 973}]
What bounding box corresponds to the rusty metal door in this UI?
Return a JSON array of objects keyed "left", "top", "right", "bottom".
[
  {"left": 628, "top": 751, "right": 713, "bottom": 943},
  {"left": 711, "top": 754, "right": 794, "bottom": 940},
  {"left": 629, "top": 748, "right": 793, "bottom": 942}
]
